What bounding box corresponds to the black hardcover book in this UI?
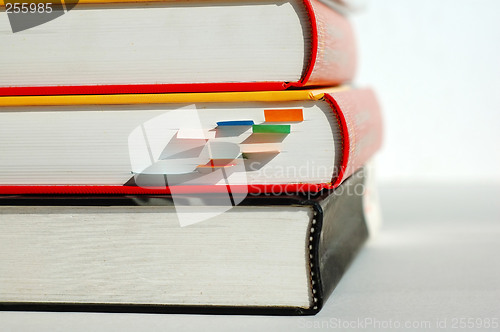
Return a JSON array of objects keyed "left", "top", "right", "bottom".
[{"left": 0, "top": 168, "right": 371, "bottom": 315}]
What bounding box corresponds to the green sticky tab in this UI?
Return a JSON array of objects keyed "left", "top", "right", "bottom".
[{"left": 252, "top": 124, "right": 290, "bottom": 134}]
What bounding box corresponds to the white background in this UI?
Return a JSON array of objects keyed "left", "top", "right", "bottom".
[{"left": 352, "top": 0, "right": 500, "bottom": 183}]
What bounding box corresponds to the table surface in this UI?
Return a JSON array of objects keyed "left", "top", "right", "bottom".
[{"left": 1, "top": 183, "right": 499, "bottom": 332}]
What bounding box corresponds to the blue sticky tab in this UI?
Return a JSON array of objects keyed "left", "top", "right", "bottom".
[{"left": 217, "top": 120, "right": 255, "bottom": 126}]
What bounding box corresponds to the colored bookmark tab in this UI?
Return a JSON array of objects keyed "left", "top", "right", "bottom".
[
  {"left": 252, "top": 124, "right": 290, "bottom": 134},
  {"left": 264, "top": 109, "right": 303, "bottom": 122},
  {"left": 242, "top": 151, "right": 280, "bottom": 159},
  {"left": 177, "top": 128, "right": 216, "bottom": 139},
  {"left": 240, "top": 143, "right": 281, "bottom": 154},
  {"left": 217, "top": 120, "right": 254, "bottom": 126},
  {"left": 197, "top": 159, "right": 237, "bottom": 169}
]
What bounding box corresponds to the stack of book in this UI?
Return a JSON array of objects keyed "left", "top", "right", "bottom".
[{"left": 0, "top": 0, "right": 382, "bottom": 315}]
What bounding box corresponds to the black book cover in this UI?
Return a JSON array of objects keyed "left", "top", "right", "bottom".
[{"left": 0, "top": 169, "right": 369, "bottom": 315}]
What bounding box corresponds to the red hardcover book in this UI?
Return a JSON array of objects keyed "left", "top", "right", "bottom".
[
  {"left": 0, "top": 0, "right": 356, "bottom": 96},
  {"left": 0, "top": 87, "right": 382, "bottom": 195}
]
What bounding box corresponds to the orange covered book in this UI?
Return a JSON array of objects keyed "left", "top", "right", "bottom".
[{"left": 0, "top": 87, "right": 382, "bottom": 195}]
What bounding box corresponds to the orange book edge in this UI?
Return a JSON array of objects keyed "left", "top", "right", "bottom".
[{"left": 0, "top": 87, "right": 349, "bottom": 107}]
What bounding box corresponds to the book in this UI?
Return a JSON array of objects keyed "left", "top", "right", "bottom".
[
  {"left": 0, "top": 0, "right": 356, "bottom": 96},
  {"left": 0, "top": 87, "right": 383, "bottom": 194},
  {"left": 0, "top": 167, "right": 370, "bottom": 315}
]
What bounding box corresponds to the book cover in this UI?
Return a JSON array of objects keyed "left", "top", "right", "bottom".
[
  {"left": 0, "top": 0, "right": 356, "bottom": 96},
  {"left": 0, "top": 87, "right": 383, "bottom": 195},
  {"left": 0, "top": 167, "right": 371, "bottom": 315}
]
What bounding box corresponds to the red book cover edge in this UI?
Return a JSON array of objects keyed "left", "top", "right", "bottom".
[
  {"left": 0, "top": 89, "right": 383, "bottom": 195},
  {"left": 0, "top": 0, "right": 355, "bottom": 96}
]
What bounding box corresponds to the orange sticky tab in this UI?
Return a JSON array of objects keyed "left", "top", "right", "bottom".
[
  {"left": 264, "top": 109, "right": 303, "bottom": 122},
  {"left": 197, "top": 159, "right": 237, "bottom": 169}
]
